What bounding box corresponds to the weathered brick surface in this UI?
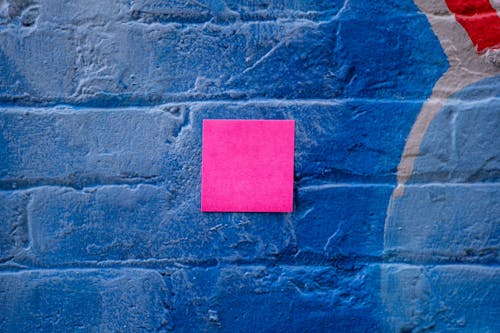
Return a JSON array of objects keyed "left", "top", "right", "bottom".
[
  {"left": 382, "top": 264, "right": 500, "bottom": 332},
  {"left": 1, "top": 101, "right": 422, "bottom": 267},
  {"left": 0, "top": 0, "right": 446, "bottom": 105},
  {"left": 0, "top": 107, "right": 188, "bottom": 188},
  {"left": 1, "top": 0, "right": 498, "bottom": 331},
  {"left": 169, "top": 264, "right": 382, "bottom": 332},
  {"left": 385, "top": 184, "right": 499, "bottom": 263},
  {"left": 13, "top": 183, "right": 393, "bottom": 266},
  {"left": 0, "top": 100, "right": 422, "bottom": 190},
  {"left": 410, "top": 79, "right": 500, "bottom": 183},
  {"left": 294, "top": 185, "right": 393, "bottom": 259},
  {"left": 0, "top": 191, "right": 29, "bottom": 262},
  {"left": 25, "top": 185, "right": 294, "bottom": 265},
  {"left": 0, "top": 269, "right": 172, "bottom": 332}
]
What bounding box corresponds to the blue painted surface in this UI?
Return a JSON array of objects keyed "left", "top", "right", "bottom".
[
  {"left": 0, "top": 101, "right": 426, "bottom": 268},
  {"left": 0, "top": 269, "right": 172, "bottom": 332},
  {"left": 383, "top": 76, "right": 500, "bottom": 331},
  {"left": 410, "top": 76, "right": 500, "bottom": 183},
  {"left": 1, "top": 0, "right": 496, "bottom": 332},
  {"left": 0, "top": 0, "right": 446, "bottom": 105}
]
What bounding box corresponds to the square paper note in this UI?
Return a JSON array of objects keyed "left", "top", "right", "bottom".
[{"left": 202, "top": 119, "right": 295, "bottom": 212}]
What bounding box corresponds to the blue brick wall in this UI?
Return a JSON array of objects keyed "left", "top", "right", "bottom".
[{"left": 0, "top": 0, "right": 498, "bottom": 332}]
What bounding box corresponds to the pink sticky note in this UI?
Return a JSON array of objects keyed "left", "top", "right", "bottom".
[{"left": 202, "top": 119, "right": 295, "bottom": 212}]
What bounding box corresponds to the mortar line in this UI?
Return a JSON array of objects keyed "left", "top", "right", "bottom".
[
  {"left": 2, "top": 97, "right": 494, "bottom": 110},
  {"left": 1, "top": 260, "right": 497, "bottom": 273}
]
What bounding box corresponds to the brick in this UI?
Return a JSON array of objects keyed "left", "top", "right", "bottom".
[
  {"left": 294, "top": 184, "right": 393, "bottom": 259},
  {"left": 381, "top": 264, "right": 500, "bottom": 332},
  {"left": 25, "top": 185, "right": 295, "bottom": 265},
  {"left": 0, "top": 191, "right": 29, "bottom": 262},
  {"left": 0, "top": 0, "right": 446, "bottom": 104},
  {"left": 0, "top": 107, "right": 189, "bottom": 188},
  {"left": 385, "top": 184, "right": 499, "bottom": 263},
  {"left": 410, "top": 78, "right": 500, "bottom": 183},
  {"left": 0, "top": 269, "right": 172, "bottom": 332},
  {"left": 0, "top": 25, "right": 76, "bottom": 100},
  {"left": 38, "top": 0, "right": 129, "bottom": 25},
  {"left": 452, "top": 97, "right": 500, "bottom": 182},
  {"left": 169, "top": 264, "right": 382, "bottom": 332}
]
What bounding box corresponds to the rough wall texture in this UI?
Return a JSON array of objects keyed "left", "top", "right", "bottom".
[{"left": 0, "top": 0, "right": 498, "bottom": 332}]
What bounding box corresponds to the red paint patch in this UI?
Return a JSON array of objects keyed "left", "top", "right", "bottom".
[{"left": 446, "top": 0, "right": 500, "bottom": 53}]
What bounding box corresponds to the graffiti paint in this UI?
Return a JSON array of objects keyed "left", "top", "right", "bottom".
[
  {"left": 446, "top": 0, "right": 500, "bottom": 52},
  {"left": 383, "top": 0, "right": 500, "bottom": 331}
]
